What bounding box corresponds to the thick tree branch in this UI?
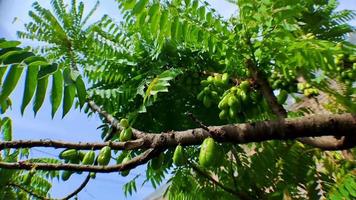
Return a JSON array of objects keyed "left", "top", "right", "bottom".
[
  {"left": 0, "top": 114, "right": 354, "bottom": 173},
  {"left": 244, "top": 57, "right": 355, "bottom": 150},
  {"left": 0, "top": 114, "right": 355, "bottom": 153},
  {"left": 0, "top": 148, "right": 159, "bottom": 172},
  {"left": 245, "top": 59, "right": 287, "bottom": 118}
]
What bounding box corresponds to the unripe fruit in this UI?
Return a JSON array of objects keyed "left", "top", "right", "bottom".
[
  {"left": 213, "top": 75, "right": 221, "bottom": 83},
  {"left": 199, "top": 138, "right": 218, "bottom": 167},
  {"left": 207, "top": 76, "right": 214, "bottom": 83},
  {"left": 203, "top": 87, "right": 210, "bottom": 93},
  {"left": 173, "top": 145, "right": 185, "bottom": 166},
  {"left": 297, "top": 83, "right": 305, "bottom": 91},
  {"left": 219, "top": 109, "right": 228, "bottom": 119},
  {"left": 78, "top": 151, "right": 85, "bottom": 160},
  {"left": 201, "top": 80, "right": 209, "bottom": 86},
  {"left": 218, "top": 97, "right": 229, "bottom": 109},
  {"left": 203, "top": 96, "right": 212, "bottom": 108},
  {"left": 61, "top": 171, "right": 73, "bottom": 181},
  {"left": 222, "top": 73, "right": 229, "bottom": 84},
  {"left": 120, "top": 118, "right": 129, "bottom": 128},
  {"left": 90, "top": 172, "right": 96, "bottom": 179},
  {"left": 239, "top": 81, "right": 250, "bottom": 92},
  {"left": 211, "top": 91, "right": 218, "bottom": 100},
  {"left": 238, "top": 90, "right": 248, "bottom": 103},
  {"left": 229, "top": 107, "right": 236, "bottom": 118},
  {"left": 82, "top": 150, "right": 95, "bottom": 165},
  {"left": 228, "top": 95, "right": 238, "bottom": 107},
  {"left": 121, "top": 157, "right": 131, "bottom": 176},
  {"left": 98, "top": 146, "right": 111, "bottom": 166},
  {"left": 197, "top": 91, "right": 204, "bottom": 101},
  {"left": 59, "top": 149, "right": 78, "bottom": 160},
  {"left": 120, "top": 127, "right": 133, "bottom": 142}
]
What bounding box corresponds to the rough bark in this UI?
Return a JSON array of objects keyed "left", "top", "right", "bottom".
[
  {"left": 0, "top": 148, "right": 159, "bottom": 173},
  {"left": 1, "top": 114, "right": 355, "bottom": 151},
  {"left": 0, "top": 113, "right": 355, "bottom": 173},
  {"left": 245, "top": 59, "right": 287, "bottom": 118}
]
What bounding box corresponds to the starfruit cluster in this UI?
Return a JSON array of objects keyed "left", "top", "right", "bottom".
[
  {"left": 197, "top": 73, "right": 229, "bottom": 108},
  {"left": 58, "top": 146, "right": 111, "bottom": 181},
  {"left": 218, "top": 80, "right": 257, "bottom": 120},
  {"left": 297, "top": 83, "right": 319, "bottom": 98},
  {"left": 334, "top": 53, "right": 356, "bottom": 85},
  {"left": 269, "top": 71, "right": 298, "bottom": 93}
]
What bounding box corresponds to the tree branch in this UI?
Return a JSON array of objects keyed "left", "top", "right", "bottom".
[
  {"left": 0, "top": 114, "right": 355, "bottom": 153},
  {"left": 60, "top": 173, "right": 91, "bottom": 200},
  {"left": 245, "top": 59, "right": 287, "bottom": 118},
  {"left": 244, "top": 55, "right": 355, "bottom": 149},
  {"left": 0, "top": 148, "right": 159, "bottom": 172},
  {"left": 0, "top": 139, "right": 145, "bottom": 151}
]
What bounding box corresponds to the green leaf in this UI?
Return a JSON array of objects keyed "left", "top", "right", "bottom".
[
  {"left": 171, "top": 17, "right": 179, "bottom": 40},
  {"left": 123, "top": 0, "right": 136, "bottom": 10},
  {"left": 149, "top": 4, "right": 161, "bottom": 33},
  {"left": 132, "top": 0, "right": 149, "bottom": 15},
  {"left": 1, "top": 117, "right": 12, "bottom": 141},
  {"left": 50, "top": 70, "right": 63, "bottom": 117},
  {"left": 148, "top": 3, "right": 160, "bottom": 18},
  {"left": 0, "top": 66, "right": 8, "bottom": 85},
  {"left": 75, "top": 76, "right": 86, "bottom": 109},
  {"left": 38, "top": 63, "right": 58, "bottom": 79},
  {"left": 144, "top": 69, "right": 182, "bottom": 104},
  {"left": 63, "top": 67, "right": 75, "bottom": 85},
  {"left": 160, "top": 11, "right": 169, "bottom": 34},
  {"left": 33, "top": 76, "right": 49, "bottom": 115},
  {"left": 0, "top": 41, "right": 21, "bottom": 48},
  {"left": 21, "top": 65, "right": 39, "bottom": 114},
  {"left": 184, "top": 0, "right": 191, "bottom": 6},
  {"left": 0, "top": 65, "right": 24, "bottom": 103},
  {"left": 62, "top": 84, "right": 76, "bottom": 118},
  {"left": 198, "top": 6, "right": 206, "bottom": 20},
  {"left": 192, "top": 0, "right": 198, "bottom": 10},
  {"left": 0, "top": 97, "right": 11, "bottom": 114},
  {"left": 2, "top": 51, "right": 34, "bottom": 64},
  {"left": 206, "top": 12, "right": 213, "bottom": 23},
  {"left": 23, "top": 56, "right": 47, "bottom": 65}
]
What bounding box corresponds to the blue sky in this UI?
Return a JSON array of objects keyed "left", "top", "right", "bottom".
[{"left": 0, "top": 0, "right": 355, "bottom": 199}]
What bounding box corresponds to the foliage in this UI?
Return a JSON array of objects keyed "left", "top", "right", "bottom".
[
  {"left": 0, "top": 117, "right": 59, "bottom": 199},
  {"left": 0, "top": 0, "right": 356, "bottom": 199}
]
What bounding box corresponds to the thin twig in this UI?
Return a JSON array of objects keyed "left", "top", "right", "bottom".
[
  {"left": 186, "top": 112, "right": 210, "bottom": 132},
  {"left": 0, "top": 139, "right": 145, "bottom": 151},
  {"left": 0, "top": 148, "right": 158, "bottom": 173},
  {"left": 60, "top": 173, "right": 91, "bottom": 200},
  {"left": 189, "top": 162, "right": 252, "bottom": 200}
]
